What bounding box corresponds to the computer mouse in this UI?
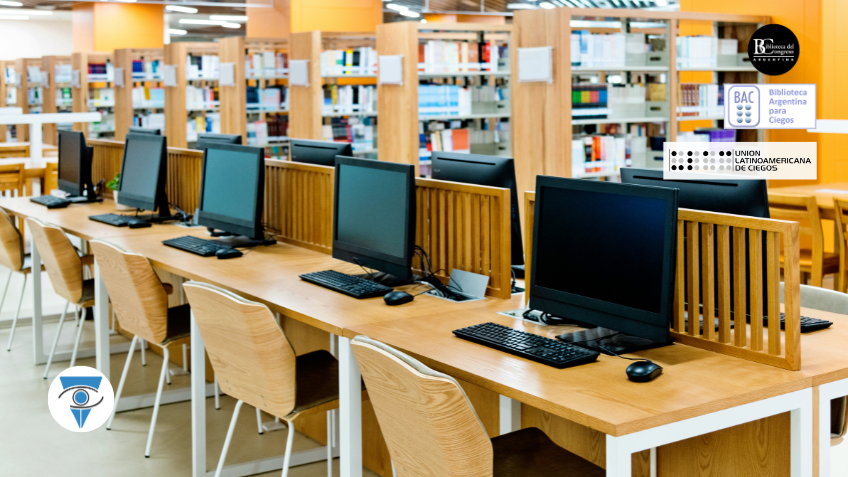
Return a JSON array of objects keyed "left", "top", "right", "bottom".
[
  {"left": 215, "top": 248, "right": 243, "bottom": 260},
  {"left": 626, "top": 360, "right": 663, "bottom": 383},
  {"left": 383, "top": 291, "right": 413, "bottom": 306},
  {"left": 128, "top": 220, "right": 151, "bottom": 229}
]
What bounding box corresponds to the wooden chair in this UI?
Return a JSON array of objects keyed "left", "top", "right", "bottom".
[
  {"left": 834, "top": 198, "right": 848, "bottom": 293},
  {"left": 769, "top": 193, "right": 839, "bottom": 288},
  {"left": 43, "top": 161, "right": 58, "bottom": 196},
  {"left": 351, "top": 336, "right": 604, "bottom": 477},
  {"left": 183, "top": 281, "right": 363, "bottom": 477},
  {"left": 25, "top": 218, "right": 94, "bottom": 379},
  {"left": 89, "top": 239, "right": 200, "bottom": 458},
  {"left": 2, "top": 208, "right": 45, "bottom": 351},
  {"left": 0, "top": 163, "right": 25, "bottom": 197}
]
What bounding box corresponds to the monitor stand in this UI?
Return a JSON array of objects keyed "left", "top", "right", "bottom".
[
  {"left": 354, "top": 271, "right": 416, "bottom": 288},
  {"left": 65, "top": 195, "right": 102, "bottom": 204},
  {"left": 558, "top": 327, "right": 674, "bottom": 356},
  {"left": 134, "top": 212, "right": 180, "bottom": 223},
  {"left": 212, "top": 235, "right": 277, "bottom": 248}
]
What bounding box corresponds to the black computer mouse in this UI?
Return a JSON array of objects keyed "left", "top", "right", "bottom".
[
  {"left": 216, "top": 248, "right": 243, "bottom": 260},
  {"left": 626, "top": 360, "right": 663, "bottom": 383},
  {"left": 383, "top": 291, "right": 414, "bottom": 306},
  {"left": 128, "top": 220, "right": 152, "bottom": 229}
]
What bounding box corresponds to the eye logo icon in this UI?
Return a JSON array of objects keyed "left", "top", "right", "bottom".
[{"left": 48, "top": 366, "right": 114, "bottom": 432}]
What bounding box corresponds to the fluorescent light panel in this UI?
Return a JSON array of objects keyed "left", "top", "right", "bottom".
[
  {"left": 165, "top": 5, "right": 198, "bottom": 13},
  {"left": 386, "top": 3, "right": 407, "bottom": 11},
  {"left": 0, "top": 1, "right": 22, "bottom": 6},
  {"left": 0, "top": 8, "right": 51, "bottom": 15},
  {"left": 507, "top": 3, "right": 537, "bottom": 9},
  {"left": 539, "top": 1, "right": 556, "bottom": 7},
  {"left": 221, "top": 22, "right": 240, "bottom": 28},
  {"left": 168, "top": 28, "right": 187, "bottom": 35},
  {"left": 0, "top": 14, "right": 26, "bottom": 19},
  {"left": 209, "top": 15, "right": 247, "bottom": 21}
]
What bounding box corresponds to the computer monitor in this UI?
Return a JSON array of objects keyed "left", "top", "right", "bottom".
[
  {"left": 196, "top": 133, "right": 242, "bottom": 152},
  {"left": 196, "top": 143, "right": 266, "bottom": 243},
  {"left": 57, "top": 130, "right": 92, "bottom": 198},
  {"left": 127, "top": 126, "right": 161, "bottom": 136},
  {"left": 291, "top": 139, "right": 353, "bottom": 167},
  {"left": 116, "top": 134, "right": 170, "bottom": 218},
  {"left": 431, "top": 152, "right": 524, "bottom": 269},
  {"left": 333, "top": 156, "right": 416, "bottom": 283},
  {"left": 529, "top": 176, "right": 678, "bottom": 353}
]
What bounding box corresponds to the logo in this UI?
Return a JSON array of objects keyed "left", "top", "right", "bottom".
[
  {"left": 48, "top": 366, "right": 114, "bottom": 432},
  {"left": 726, "top": 85, "right": 760, "bottom": 128},
  {"left": 748, "top": 24, "right": 799, "bottom": 76}
]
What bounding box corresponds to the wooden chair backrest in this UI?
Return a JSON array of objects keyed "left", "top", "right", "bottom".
[
  {"left": 768, "top": 193, "right": 821, "bottom": 255},
  {"left": 0, "top": 163, "right": 25, "bottom": 195},
  {"left": 89, "top": 240, "right": 169, "bottom": 343},
  {"left": 351, "top": 337, "right": 493, "bottom": 477},
  {"left": 26, "top": 218, "right": 83, "bottom": 304},
  {"left": 183, "top": 282, "right": 297, "bottom": 418},
  {"left": 44, "top": 162, "right": 58, "bottom": 195},
  {"left": 0, "top": 144, "right": 28, "bottom": 159},
  {"left": 0, "top": 208, "right": 22, "bottom": 271}
]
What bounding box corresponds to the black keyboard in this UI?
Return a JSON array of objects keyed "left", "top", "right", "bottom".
[
  {"left": 30, "top": 196, "right": 70, "bottom": 209},
  {"left": 299, "top": 270, "right": 393, "bottom": 299},
  {"left": 453, "top": 322, "right": 600, "bottom": 369},
  {"left": 767, "top": 313, "right": 833, "bottom": 333},
  {"left": 89, "top": 213, "right": 137, "bottom": 227},
  {"left": 162, "top": 236, "right": 234, "bottom": 257}
]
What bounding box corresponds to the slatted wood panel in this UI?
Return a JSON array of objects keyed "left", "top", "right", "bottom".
[
  {"left": 265, "top": 161, "right": 334, "bottom": 254},
  {"left": 415, "top": 178, "right": 512, "bottom": 299},
  {"left": 165, "top": 148, "right": 204, "bottom": 213},
  {"left": 88, "top": 139, "right": 124, "bottom": 198},
  {"left": 524, "top": 192, "right": 802, "bottom": 370}
]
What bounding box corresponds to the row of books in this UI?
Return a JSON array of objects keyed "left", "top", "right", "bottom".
[
  {"left": 265, "top": 144, "right": 289, "bottom": 160},
  {"left": 321, "top": 48, "right": 377, "bottom": 76},
  {"left": 418, "top": 40, "right": 507, "bottom": 74},
  {"left": 246, "top": 52, "right": 288, "bottom": 79},
  {"left": 4, "top": 67, "right": 15, "bottom": 85},
  {"left": 88, "top": 109, "right": 115, "bottom": 136},
  {"left": 571, "top": 135, "right": 632, "bottom": 175},
  {"left": 27, "top": 87, "right": 42, "bottom": 105},
  {"left": 186, "top": 86, "right": 219, "bottom": 110},
  {"left": 321, "top": 117, "right": 376, "bottom": 152},
  {"left": 676, "top": 37, "right": 738, "bottom": 68},
  {"left": 132, "top": 87, "right": 165, "bottom": 109},
  {"left": 186, "top": 54, "right": 219, "bottom": 80},
  {"left": 419, "top": 84, "right": 472, "bottom": 117},
  {"left": 323, "top": 85, "right": 377, "bottom": 115},
  {"left": 247, "top": 86, "right": 287, "bottom": 111},
  {"left": 572, "top": 84, "right": 609, "bottom": 118},
  {"left": 88, "top": 88, "right": 115, "bottom": 107},
  {"left": 88, "top": 62, "right": 114, "bottom": 82},
  {"left": 677, "top": 83, "right": 723, "bottom": 117},
  {"left": 132, "top": 112, "right": 165, "bottom": 131},
  {"left": 418, "top": 119, "right": 510, "bottom": 159},
  {"left": 678, "top": 129, "right": 737, "bottom": 142},
  {"left": 56, "top": 88, "right": 72, "bottom": 107},
  {"left": 132, "top": 60, "right": 162, "bottom": 80},
  {"left": 570, "top": 32, "right": 648, "bottom": 68},
  {"left": 187, "top": 113, "right": 221, "bottom": 143},
  {"left": 247, "top": 117, "right": 289, "bottom": 147},
  {"left": 55, "top": 64, "right": 73, "bottom": 84}
]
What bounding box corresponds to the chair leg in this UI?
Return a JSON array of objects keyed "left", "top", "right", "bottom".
[
  {"left": 281, "top": 418, "right": 296, "bottom": 477},
  {"left": 6, "top": 274, "right": 27, "bottom": 351},
  {"left": 256, "top": 407, "right": 264, "bottom": 435},
  {"left": 214, "top": 399, "right": 244, "bottom": 477},
  {"left": 214, "top": 374, "right": 220, "bottom": 410},
  {"left": 69, "top": 306, "right": 84, "bottom": 368},
  {"left": 327, "top": 410, "right": 333, "bottom": 477},
  {"left": 145, "top": 345, "right": 169, "bottom": 458},
  {"left": 42, "top": 302, "right": 69, "bottom": 379},
  {"left": 140, "top": 339, "right": 146, "bottom": 366},
  {"left": 0, "top": 269, "right": 13, "bottom": 329},
  {"left": 107, "top": 335, "right": 138, "bottom": 430}
]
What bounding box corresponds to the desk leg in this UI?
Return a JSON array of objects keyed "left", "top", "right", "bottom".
[
  {"left": 190, "top": 310, "right": 207, "bottom": 477},
  {"left": 498, "top": 395, "right": 521, "bottom": 435},
  {"left": 93, "top": 259, "right": 110, "bottom": 379},
  {"left": 339, "top": 337, "right": 362, "bottom": 477},
  {"left": 31, "top": 231, "right": 44, "bottom": 365},
  {"left": 817, "top": 380, "right": 848, "bottom": 477},
  {"left": 29, "top": 126, "right": 42, "bottom": 162}
]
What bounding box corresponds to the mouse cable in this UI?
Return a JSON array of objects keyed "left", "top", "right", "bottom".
[
  {"left": 596, "top": 343, "right": 662, "bottom": 368},
  {"left": 352, "top": 257, "right": 376, "bottom": 281}
]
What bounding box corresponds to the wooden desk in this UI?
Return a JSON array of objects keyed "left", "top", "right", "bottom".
[{"left": 771, "top": 183, "right": 848, "bottom": 221}]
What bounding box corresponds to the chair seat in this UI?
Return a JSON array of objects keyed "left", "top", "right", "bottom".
[
  {"left": 160, "top": 304, "right": 192, "bottom": 345},
  {"left": 492, "top": 427, "right": 604, "bottom": 477},
  {"left": 286, "top": 350, "right": 365, "bottom": 417},
  {"left": 79, "top": 279, "right": 95, "bottom": 306}
]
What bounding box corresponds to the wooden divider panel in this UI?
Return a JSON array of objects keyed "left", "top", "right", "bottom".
[
  {"left": 165, "top": 148, "right": 204, "bottom": 214},
  {"left": 267, "top": 161, "right": 334, "bottom": 254},
  {"left": 89, "top": 139, "right": 124, "bottom": 197}
]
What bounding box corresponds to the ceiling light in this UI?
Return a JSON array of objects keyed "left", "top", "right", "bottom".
[
  {"left": 115, "top": 0, "right": 137, "bottom": 3},
  {"left": 539, "top": 1, "right": 556, "bottom": 7},
  {"left": 180, "top": 19, "right": 227, "bottom": 25},
  {"left": 0, "top": 1, "right": 22, "bottom": 6},
  {"left": 165, "top": 5, "right": 198, "bottom": 13},
  {"left": 507, "top": 3, "right": 537, "bottom": 9},
  {"left": 210, "top": 15, "right": 248, "bottom": 22},
  {"left": 420, "top": 19, "right": 427, "bottom": 23},
  {"left": 221, "top": 22, "right": 240, "bottom": 28},
  {"left": 655, "top": 0, "right": 668, "bottom": 5},
  {"left": 399, "top": 10, "right": 419, "bottom": 17},
  {"left": 168, "top": 28, "right": 187, "bottom": 35},
  {"left": 0, "top": 14, "right": 27, "bottom": 19},
  {"left": 386, "top": 3, "right": 407, "bottom": 11},
  {"left": 0, "top": 8, "right": 51, "bottom": 15}
]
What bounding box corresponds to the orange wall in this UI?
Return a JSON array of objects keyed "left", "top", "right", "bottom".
[
  {"left": 72, "top": 2, "right": 163, "bottom": 52},
  {"left": 290, "top": 0, "right": 382, "bottom": 33},
  {"left": 72, "top": 4, "right": 94, "bottom": 53},
  {"left": 247, "top": 0, "right": 290, "bottom": 39},
  {"left": 424, "top": 14, "right": 506, "bottom": 24}
]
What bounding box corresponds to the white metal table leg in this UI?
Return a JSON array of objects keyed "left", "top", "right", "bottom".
[
  {"left": 498, "top": 395, "right": 521, "bottom": 435},
  {"left": 31, "top": 231, "right": 44, "bottom": 364},
  {"left": 817, "top": 380, "right": 848, "bottom": 477},
  {"left": 93, "top": 258, "right": 111, "bottom": 379},
  {"left": 28, "top": 123, "right": 42, "bottom": 162},
  {"left": 339, "top": 336, "right": 362, "bottom": 477},
  {"left": 190, "top": 310, "right": 207, "bottom": 477}
]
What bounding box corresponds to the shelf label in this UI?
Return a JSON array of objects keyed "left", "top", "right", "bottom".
[
  {"left": 724, "top": 84, "right": 816, "bottom": 129},
  {"left": 664, "top": 142, "right": 816, "bottom": 181}
]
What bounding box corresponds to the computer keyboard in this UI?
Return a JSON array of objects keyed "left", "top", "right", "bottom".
[
  {"left": 767, "top": 313, "right": 833, "bottom": 333},
  {"left": 30, "top": 196, "right": 70, "bottom": 209},
  {"left": 453, "top": 322, "right": 600, "bottom": 369},
  {"left": 299, "top": 270, "right": 393, "bottom": 299},
  {"left": 89, "top": 213, "right": 138, "bottom": 227},
  {"left": 162, "top": 236, "right": 235, "bottom": 257}
]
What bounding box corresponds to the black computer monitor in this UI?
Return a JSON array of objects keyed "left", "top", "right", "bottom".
[
  {"left": 196, "top": 143, "right": 266, "bottom": 243},
  {"left": 57, "top": 130, "right": 92, "bottom": 197},
  {"left": 620, "top": 168, "right": 769, "bottom": 218},
  {"left": 291, "top": 139, "right": 353, "bottom": 167},
  {"left": 128, "top": 126, "right": 161, "bottom": 136},
  {"left": 116, "top": 134, "right": 170, "bottom": 218},
  {"left": 196, "top": 133, "right": 242, "bottom": 152},
  {"left": 529, "top": 176, "right": 678, "bottom": 353},
  {"left": 431, "top": 152, "right": 524, "bottom": 269},
  {"left": 333, "top": 156, "right": 416, "bottom": 282}
]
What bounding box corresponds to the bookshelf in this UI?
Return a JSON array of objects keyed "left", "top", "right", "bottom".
[
  {"left": 114, "top": 48, "right": 164, "bottom": 141},
  {"left": 41, "top": 55, "right": 73, "bottom": 145},
  {"left": 163, "top": 42, "right": 220, "bottom": 149},
  {"left": 218, "top": 37, "right": 289, "bottom": 159},
  {"left": 72, "top": 52, "right": 115, "bottom": 139},
  {"left": 377, "top": 22, "right": 514, "bottom": 177},
  {"left": 14, "top": 58, "right": 44, "bottom": 142},
  {"left": 0, "top": 60, "right": 15, "bottom": 141}
]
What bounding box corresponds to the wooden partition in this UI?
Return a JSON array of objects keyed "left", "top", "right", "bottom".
[
  {"left": 265, "top": 161, "right": 334, "bottom": 254},
  {"left": 524, "top": 191, "right": 802, "bottom": 370}
]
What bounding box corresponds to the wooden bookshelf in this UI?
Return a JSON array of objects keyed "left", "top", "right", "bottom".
[
  {"left": 14, "top": 58, "right": 43, "bottom": 142},
  {"left": 72, "top": 52, "right": 115, "bottom": 140},
  {"left": 289, "top": 30, "right": 323, "bottom": 141},
  {"left": 0, "top": 60, "right": 12, "bottom": 141},
  {"left": 114, "top": 48, "right": 164, "bottom": 142},
  {"left": 163, "top": 42, "right": 220, "bottom": 148},
  {"left": 41, "top": 55, "right": 72, "bottom": 145}
]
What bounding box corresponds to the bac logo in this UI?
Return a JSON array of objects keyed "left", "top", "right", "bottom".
[
  {"left": 48, "top": 366, "right": 114, "bottom": 432},
  {"left": 727, "top": 85, "right": 760, "bottom": 128}
]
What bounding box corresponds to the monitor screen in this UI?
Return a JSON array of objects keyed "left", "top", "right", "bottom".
[
  {"left": 291, "top": 139, "right": 353, "bottom": 167},
  {"left": 201, "top": 147, "right": 259, "bottom": 223},
  {"left": 58, "top": 131, "right": 82, "bottom": 187},
  {"left": 120, "top": 138, "right": 161, "bottom": 200}
]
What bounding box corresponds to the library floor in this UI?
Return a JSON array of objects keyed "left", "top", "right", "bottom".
[{"left": 0, "top": 322, "right": 380, "bottom": 477}]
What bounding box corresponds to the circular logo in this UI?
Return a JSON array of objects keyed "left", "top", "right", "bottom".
[
  {"left": 48, "top": 366, "right": 114, "bottom": 432},
  {"left": 748, "top": 24, "right": 799, "bottom": 76}
]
